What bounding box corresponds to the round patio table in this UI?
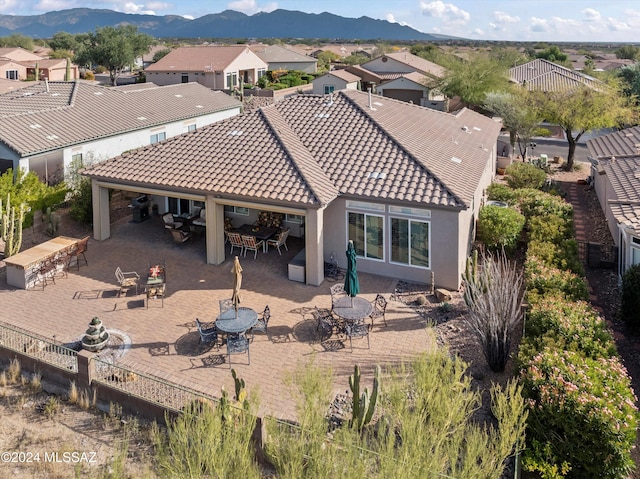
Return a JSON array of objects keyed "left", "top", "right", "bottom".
[
  {"left": 216, "top": 307, "right": 258, "bottom": 334},
  {"left": 332, "top": 296, "right": 373, "bottom": 322}
]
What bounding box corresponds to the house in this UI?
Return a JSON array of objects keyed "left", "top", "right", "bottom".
[
  {"left": 344, "top": 64, "right": 383, "bottom": 93},
  {"left": 83, "top": 90, "right": 501, "bottom": 290},
  {"left": 0, "top": 57, "right": 27, "bottom": 81},
  {"left": 0, "top": 81, "right": 242, "bottom": 182},
  {"left": 0, "top": 47, "right": 42, "bottom": 62},
  {"left": 251, "top": 44, "right": 317, "bottom": 73},
  {"left": 362, "top": 52, "right": 446, "bottom": 81},
  {"left": 376, "top": 71, "right": 448, "bottom": 110},
  {"left": 586, "top": 126, "right": 640, "bottom": 275},
  {"left": 0, "top": 47, "right": 80, "bottom": 81},
  {"left": 312, "top": 69, "right": 359, "bottom": 94},
  {"left": 509, "top": 58, "right": 602, "bottom": 91},
  {"left": 144, "top": 45, "right": 268, "bottom": 90},
  {"left": 23, "top": 58, "right": 79, "bottom": 81}
]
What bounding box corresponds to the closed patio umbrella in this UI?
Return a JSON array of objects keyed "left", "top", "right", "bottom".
[
  {"left": 344, "top": 240, "right": 360, "bottom": 307},
  {"left": 231, "top": 256, "right": 243, "bottom": 319}
]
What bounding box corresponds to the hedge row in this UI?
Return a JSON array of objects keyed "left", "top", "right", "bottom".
[{"left": 486, "top": 166, "right": 638, "bottom": 479}]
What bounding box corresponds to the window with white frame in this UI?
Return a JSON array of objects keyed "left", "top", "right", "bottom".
[
  {"left": 285, "top": 214, "right": 304, "bottom": 224},
  {"left": 390, "top": 218, "right": 430, "bottom": 268},
  {"left": 150, "top": 131, "right": 166, "bottom": 144},
  {"left": 324, "top": 85, "right": 335, "bottom": 95},
  {"left": 71, "top": 152, "right": 83, "bottom": 164},
  {"left": 187, "top": 123, "right": 196, "bottom": 132},
  {"left": 226, "top": 72, "right": 238, "bottom": 89},
  {"left": 348, "top": 212, "right": 384, "bottom": 260},
  {"left": 6, "top": 70, "right": 18, "bottom": 80},
  {"left": 224, "top": 205, "right": 249, "bottom": 216},
  {"left": 258, "top": 68, "right": 266, "bottom": 79}
]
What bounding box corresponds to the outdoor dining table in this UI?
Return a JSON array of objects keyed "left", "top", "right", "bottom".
[
  {"left": 216, "top": 306, "right": 258, "bottom": 334},
  {"left": 234, "top": 224, "right": 279, "bottom": 252},
  {"left": 332, "top": 296, "right": 373, "bottom": 323}
]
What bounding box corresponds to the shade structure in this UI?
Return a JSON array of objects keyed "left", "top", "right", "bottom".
[
  {"left": 344, "top": 240, "right": 360, "bottom": 305},
  {"left": 231, "top": 256, "right": 243, "bottom": 318}
]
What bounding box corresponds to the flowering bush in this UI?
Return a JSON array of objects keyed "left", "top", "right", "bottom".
[
  {"left": 505, "top": 162, "right": 547, "bottom": 189},
  {"left": 521, "top": 295, "right": 616, "bottom": 360},
  {"left": 518, "top": 191, "right": 573, "bottom": 223},
  {"left": 520, "top": 347, "right": 638, "bottom": 479},
  {"left": 478, "top": 205, "right": 525, "bottom": 251},
  {"left": 527, "top": 240, "right": 584, "bottom": 276},
  {"left": 525, "top": 256, "right": 588, "bottom": 302},
  {"left": 528, "top": 214, "right": 573, "bottom": 243}
]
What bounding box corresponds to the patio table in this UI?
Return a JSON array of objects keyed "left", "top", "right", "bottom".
[
  {"left": 332, "top": 296, "right": 373, "bottom": 323},
  {"left": 234, "top": 224, "right": 279, "bottom": 252},
  {"left": 216, "top": 307, "right": 258, "bottom": 334}
]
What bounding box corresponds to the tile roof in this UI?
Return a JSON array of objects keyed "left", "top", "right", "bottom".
[
  {"left": 0, "top": 78, "right": 29, "bottom": 95},
  {"left": 250, "top": 44, "right": 316, "bottom": 64},
  {"left": 145, "top": 45, "right": 264, "bottom": 73},
  {"left": 377, "top": 52, "right": 446, "bottom": 79},
  {"left": 0, "top": 81, "right": 242, "bottom": 156},
  {"left": 325, "top": 69, "right": 360, "bottom": 83},
  {"left": 344, "top": 64, "right": 383, "bottom": 82},
  {"left": 587, "top": 126, "right": 640, "bottom": 160},
  {"left": 84, "top": 90, "right": 500, "bottom": 209},
  {"left": 609, "top": 202, "right": 640, "bottom": 236},
  {"left": 603, "top": 157, "right": 640, "bottom": 203},
  {"left": 509, "top": 59, "right": 602, "bottom": 91}
]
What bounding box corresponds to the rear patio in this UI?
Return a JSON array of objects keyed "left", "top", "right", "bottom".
[{"left": 0, "top": 215, "right": 436, "bottom": 420}]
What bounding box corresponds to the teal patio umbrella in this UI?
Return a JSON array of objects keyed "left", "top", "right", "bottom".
[{"left": 344, "top": 240, "right": 360, "bottom": 307}]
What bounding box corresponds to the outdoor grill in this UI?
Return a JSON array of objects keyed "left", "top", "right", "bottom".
[{"left": 131, "top": 195, "right": 150, "bottom": 223}]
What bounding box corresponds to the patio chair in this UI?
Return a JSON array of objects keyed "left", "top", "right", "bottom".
[
  {"left": 344, "top": 319, "right": 370, "bottom": 352},
  {"left": 313, "top": 306, "right": 338, "bottom": 341},
  {"left": 170, "top": 228, "right": 191, "bottom": 244},
  {"left": 227, "top": 333, "right": 250, "bottom": 366},
  {"left": 195, "top": 318, "right": 218, "bottom": 345},
  {"left": 227, "top": 232, "right": 244, "bottom": 256},
  {"left": 242, "top": 235, "right": 264, "bottom": 259},
  {"left": 369, "top": 294, "right": 388, "bottom": 328},
  {"left": 330, "top": 283, "right": 346, "bottom": 307},
  {"left": 267, "top": 228, "right": 289, "bottom": 255},
  {"left": 250, "top": 305, "right": 270, "bottom": 340},
  {"left": 219, "top": 298, "right": 233, "bottom": 315},
  {"left": 69, "top": 236, "right": 89, "bottom": 270},
  {"left": 192, "top": 208, "right": 206, "bottom": 228},
  {"left": 162, "top": 212, "right": 183, "bottom": 230},
  {"left": 37, "top": 259, "right": 57, "bottom": 288},
  {"left": 115, "top": 266, "right": 139, "bottom": 297}
]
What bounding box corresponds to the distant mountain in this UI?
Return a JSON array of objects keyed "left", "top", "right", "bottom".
[{"left": 0, "top": 8, "right": 450, "bottom": 41}]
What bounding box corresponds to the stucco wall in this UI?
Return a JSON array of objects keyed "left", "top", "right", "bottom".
[
  {"left": 363, "top": 57, "right": 413, "bottom": 74},
  {"left": 268, "top": 61, "right": 316, "bottom": 74},
  {"left": 312, "top": 76, "right": 350, "bottom": 94}
]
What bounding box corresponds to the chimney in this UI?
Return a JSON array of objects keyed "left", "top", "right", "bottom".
[{"left": 45, "top": 78, "right": 49, "bottom": 93}]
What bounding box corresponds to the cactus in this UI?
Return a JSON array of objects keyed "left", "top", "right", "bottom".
[
  {"left": 44, "top": 207, "right": 61, "bottom": 237},
  {"left": 231, "top": 368, "right": 246, "bottom": 402},
  {"left": 349, "top": 364, "right": 381, "bottom": 432},
  {"left": 1, "top": 194, "right": 25, "bottom": 258},
  {"left": 462, "top": 249, "right": 480, "bottom": 307},
  {"left": 65, "top": 58, "right": 71, "bottom": 82}
]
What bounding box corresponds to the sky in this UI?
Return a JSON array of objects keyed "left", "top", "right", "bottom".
[{"left": 2, "top": 0, "right": 640, "bottom": 42}]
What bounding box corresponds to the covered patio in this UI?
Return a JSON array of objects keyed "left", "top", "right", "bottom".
[{"left": 0, "top": 215, "right": 436, "bottom": 420}]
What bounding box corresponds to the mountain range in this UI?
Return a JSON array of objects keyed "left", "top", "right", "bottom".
[{"left": 0, "top": 8, "right": 450, "bottom": 41}]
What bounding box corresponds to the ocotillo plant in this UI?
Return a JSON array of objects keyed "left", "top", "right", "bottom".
[
  {"left": 349, "top": 364, "right": 381, "bottom": 432},
  {"left": 1, "top": 194, "right": 25, "bottom": 258}
]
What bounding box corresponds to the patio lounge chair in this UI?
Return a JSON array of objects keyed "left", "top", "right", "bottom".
[
  {"left": 170, "top": 228, "right": 191, "bottom": 244},
  {"left": 369, "top": 294, "right": 388, "bottom": 328},
  {"left": 195, "top": 318, "right": 218, "bottom": 345},
  {"left": 162, "top": 213, "right": 183, "bottom": 230},
  {"left": 227, "top": 232, "right": 244, "bottom": 256},
  {"left": 241, "top": 235, "right": 264, "bottom": 259},
  {"left": 250, "top": 305, "right": 270, "bottom": 340},
  {"left": 267, "top": 228, "right": 289, "bottom": 255},
  {"left": 115, "top": 266, "right": 139, "bottom": 297},
  {"left": 227, "top": 333, "right": 250, "bottom": 366}
]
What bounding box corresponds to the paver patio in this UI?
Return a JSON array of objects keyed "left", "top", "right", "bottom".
[{"left": 0, "top": 216, "right": 436, "bottom": 420}]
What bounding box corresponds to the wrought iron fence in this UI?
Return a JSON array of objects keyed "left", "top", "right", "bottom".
[
  {"left": 92, "top": 357, "right": 217, "bottom": 412},
  {"left": 0, "top": 322, "right": 78, "bottom": 372}
]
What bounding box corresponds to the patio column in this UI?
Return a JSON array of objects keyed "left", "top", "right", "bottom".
[
  {"left": 91, "top": 180, "right": 110, "bottom": 241},
  {"left": 206, "top": 197, "right": 226, "bottom": 265},
  {"left": 304, "top": 207, "right": 324, "bottom": 286}
]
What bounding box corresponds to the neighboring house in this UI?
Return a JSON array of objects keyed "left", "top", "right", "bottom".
[
  {"left": 509, "top": 58, "right": 602, "bottom": 91},
  {"left": 145, "top": 45, "right": 268, "bottom": 90},
  {"left": 362, "top": 52, "right": 446, "bottom": 82},
  {"left": 83, "top": 90, "right": 501, "bottom": 290},
  {"left": 0, "top": 81, "right": 242, "bottom": 182},
  {"left": 344, "top": 64, "right": 383, "bottom": 93},
  {"left": 251, "top": 44, "right": 317, "bottom": 73},
  {"left": 587, "top": 126, "right": 640, "bottom": 275},
  {"left": 376, "top": 71, "right": 448, "bottom": 110},
  {"left": 0, "top": 58, "right": 27, "bottom": 81},
  {"left": 312, "top": 69, "right": 359, "bottom": 94},
  {"left": 0, "top": 48, "right": 80, "bottom": 81},
  {"left": 0, "top": 47, "right": 42, "bottom": 62},
  {"left": 23, "top": 58, "right": 79, "bottom": 81}
]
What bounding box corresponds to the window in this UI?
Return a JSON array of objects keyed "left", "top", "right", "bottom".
[
  {"left": 285, "top": 214, "right": 304, "bottom": 224},
  {"left": 187, "top": 124, "right": 196, "bottom": 132},
  {"left": 181, "top": 73, "right": 188, "bottom": 83},
  {"left": 150, "top": 132, "right": 166, "bottom": 144},
  {"left": 226, "top": 72, "right": 238, "bottom": 89},
  {"left": 632, "top": 237, "right": 640, "bottom": 267},
  {"left": 258, "top": 68, "right": 266, "bottom": 79},
  {"left": 348, "top": 212, "right": 384, "bottom": 260},
  {"left": 6, "top": 70, "right": 18, "bottom": 80},
  {"left": 324, "top": 85, "right": 335, "bottom": 95},
  {"left": 224, "top": 205, "right": 249, "bottom": 216},
  {"left": 391, "top": 218, "right": 430, "bottom": 268},
  {"left": 71, "top": 153, "right": 82, "bottom": 164}
]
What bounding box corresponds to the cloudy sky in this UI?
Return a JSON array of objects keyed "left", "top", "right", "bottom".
[{"left": 3, "top": 0, "right": 640, "bottom": 42}]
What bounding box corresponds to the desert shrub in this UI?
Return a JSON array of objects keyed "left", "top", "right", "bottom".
[
  {"left": 505, "top": 162, "right": 547, "bottom": 189},
  {"left": 518, "top": 191, "right": 573, "bottom": 223},
  {"left": 621, "top": 264, "right": 640, "bottom": 333},
  {"left": 82, "top": 70, "right": 95, "bottom": 80},
  {"left": 520, "top": 295, "right": 616, "bottom": 360},
  {"left": 525, "top": 256, "right": 588, "bottom": 302},
  {"left": 527, "top": 240, "right": 584, "bottom": 276},
  {"left": 528, "top": 214, "right": 572, "bottom": 243},
  {"left": 520, "top": 347, "right": 638, "bottom": 479},
  {"left": 486, "top": 183, "right": 518, "bottom": 204},
  {"left": 478, "top": 205, "right": 525, "bottom": 251},
  {"left": 95, "top": 65, "right": 107, "bottom": 74},
  {"left": 69, "top": 177, "right": 93, "bottom": 225},
  {"left": 269, "top": 82, "right": 288, "bottom": 90}
]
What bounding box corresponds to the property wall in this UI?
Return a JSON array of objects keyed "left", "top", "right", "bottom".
[
  {"left": 592, "top": 164, "right": 621, "bottom": 246},
  {"left": 378, "top": 88, "right": 423, "bottom": 105}
]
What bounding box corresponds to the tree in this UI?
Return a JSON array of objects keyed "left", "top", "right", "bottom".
[
  {"left": 49, "top": 31, "right": 79, "bottom": 52},
  {"left": 615, "top": 45, "right": 640, "bottom": 61},
  {"left": 535, "top": 45, "right": 568, "bottom": 64},
  {"left": 532, "top": 84, "right": 632, "bottom": 170},
  {"left": 74, "top": 25, "right": 154, "bottom": 86},
  {"left": 437, "top": 53, "right": 510, "bottom": 109},
  {"left": 618, "top": 63, "right": 640, "bottom": 103},
  {"left": 0, "top": 33, "right": 34, "bottom": 50},
  {"left": 316, "top": 50, "right": 339, "bottom": 71},
  {"left": 152, "top": 48, "right": 171, "bottom": 63}
]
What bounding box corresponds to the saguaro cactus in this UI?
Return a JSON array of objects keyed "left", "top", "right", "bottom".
[
  {"left": 349, "top": 364, "right": 381, "bottom": 432},
  {"left": 1, "top": 194, "right": 25, "bottom": 258}
]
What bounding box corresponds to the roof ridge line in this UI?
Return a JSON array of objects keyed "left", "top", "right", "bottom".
[
  {"left": 69, "top": 80, "right": 80, "bottom": 107},
  {"left": 258, "top": 105, "right": 337, "bottom": 207},
  {"left": 339, "top": 90, "right": 466, "bottom": 208}
]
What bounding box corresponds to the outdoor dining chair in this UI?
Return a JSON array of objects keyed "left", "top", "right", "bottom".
[
  {"left": 227, "top": 332, "right": 250, "bottom": 366},
  {"left": 330, "top": 283, "right": 346, "bottom": 307},
  {"left": 195, "top": 318, "right": 218, "bottom": 346},
  {"left": 37, "top": 259, "right": 57, "bottom": 288},
  {"left": 227, "top": 232, "right": 244, "bottom": 256},
  {"left": 69, "top": 236, "right": 89, "bottom": 270},
  {"left": 241, "top": 235, "right": 264, "bottom": 259},
  {"left": 219, "top": 298, "right": 233, "bottom": 315},
  {"left": 250, "top": 305, "right": 270, "bottom": 340},
  {"left": 115, "top": 266, "right": 140, "bottom": 297},
  {"left": 369, "top": 294, "right": 388, "bottom": 328},
  {"left": 344, "top": 319, "right": 370, "bottom": 352},
  {"left": 267, "top": 228, "right": 289, "bottom": 255},
  {"left": 162, "top": 212, "right": 183, "bottom": 230},
  {"left": 313, "top": 306, "right": 339, "bottom": 341}
]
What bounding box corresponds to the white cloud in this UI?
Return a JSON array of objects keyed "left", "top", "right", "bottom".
[
  {"left": 582, "top": 8, "right": 601, "bottom": 21},
  {"left": 0, "top": 0, "right": 19, "bottom": 12},
  {"left": 419, "top": 1, "right": 470, "bottom": 25},
  {"left": 493, "top": 10, "right": 519, "bottom": 23},
  {"left": 472, "top": 27, "right": 483, "bottom": 36},
  {"left": 181, "top": 14, "right": 194, "bottom": 19},
  {"left": 146, "top": 1, "right": 170, "bottom": 10},
  {"left": 624, "top": 9, "right": 640, "bottom": 18},
  {"left": 530, "top": 16, "right": 548, "bottom": 32},
  {"left": 122, "top": 2, "right": 155, "bottom": 14},
  {"left": 386, "top": 13, "right": 396, "bottom": 23},
  {"left": 227, "top": 0, "right": 277, "bottom": 14},
  {"left": 607, "top": 17, "right": 631, "bottom": 31}
]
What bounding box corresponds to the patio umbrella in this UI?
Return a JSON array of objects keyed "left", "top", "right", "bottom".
[
  {"left": 344, "top": 240, "right": 360, "bottom": 307},
  {"left": 231, "top": 256, "right": 243, "bottom": 319}
]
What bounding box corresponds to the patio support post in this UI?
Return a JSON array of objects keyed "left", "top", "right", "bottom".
[
  {"left": 304, "top": 207, "right": 324, "bottom": 286},
  {"left": 92, "top": 180, "right": 111, "bottom": 241},
  {"left": 207, "top": 197, "right": 226, "bottom": 265}
]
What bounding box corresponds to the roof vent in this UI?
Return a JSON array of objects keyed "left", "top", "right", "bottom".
[
  {"left": 45, "top": 134, "right": 59, "bottom": 140},
  {"left": 137, "top": 116, "right": 147, "bottom": 121},
  {"left": 450, "top": 157, "right": 462, "bottom": 164},
  {"left": 51, "top": 93, "right": 60, "bottom": 97},
  {"left": 461, "top": 126, "right": 471, "bottom": 133},
  {"left": 315, "top": 113, "right": 330, "bottom": 118},
  {"left": 29, "top": 124, "right": 42, "bottom": 129},
  {"left": 93, "top": 91, "right": 103, "bottom": 95},
  {"left": 195, "top": 105, "right": 203, "bottom": 108},
  {"left": 228, "top": 130, "right": 243, "bottom": 136},
  {"left": 368, "top": 171, "right": 387, "bottom": 179},
  {"left": 23, "top": 92, "right": 34, "bottom": 96},
  {"left": 175, "top": 94, "right": 183, "bottom": 98},
  {"left": 473, "top": 126, "right": 481, "bottom": 131}
]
